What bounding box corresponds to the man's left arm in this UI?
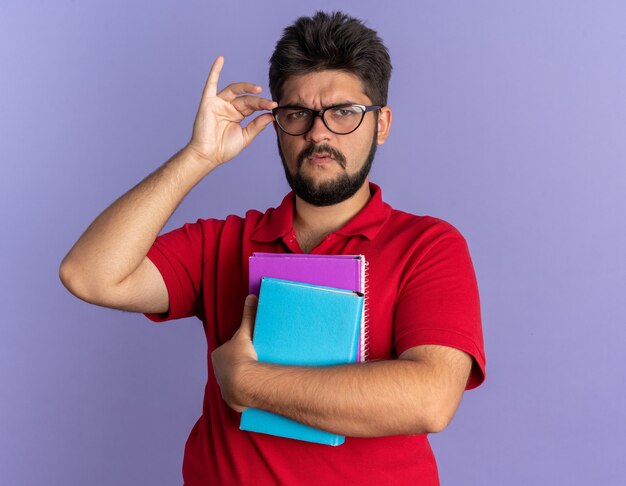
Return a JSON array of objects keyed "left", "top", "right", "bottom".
[{"left": 212, "top": 295, "right": 472, "bottom": 437}]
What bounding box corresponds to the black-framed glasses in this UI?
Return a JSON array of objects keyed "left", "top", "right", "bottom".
[{"left": 272, "top": 103, "right": 383, "bottom": 136}]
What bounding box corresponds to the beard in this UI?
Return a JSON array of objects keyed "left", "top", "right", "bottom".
[{"left": 278, "top": 128, "right": 378, "bottom": 207}]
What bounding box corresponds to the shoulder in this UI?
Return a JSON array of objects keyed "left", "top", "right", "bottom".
[
  {"left": 179, "top": 204, "right": 284, "bottom": 246},
  {"left": 382, "top": 207, "right": 468, "bottom": 249},
  {"left": 186, "top": 208, "right": 268, "bottom": 230},
  {"left": 371, "top": 204, "right": 475, "bottom": 281}
]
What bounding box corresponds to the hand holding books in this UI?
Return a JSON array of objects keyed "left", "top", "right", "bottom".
[{"left": 211, "top": 294, "right": 259, "bottom": 414}]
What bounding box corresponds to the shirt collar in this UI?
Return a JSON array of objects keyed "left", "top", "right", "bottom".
[{"left": 251, "top": 182, "right": 391, "bottom": 243}]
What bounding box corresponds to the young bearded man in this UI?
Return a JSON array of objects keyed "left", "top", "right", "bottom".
[{"left": 60, "top": 11, "right": 486, "bottom": 485}]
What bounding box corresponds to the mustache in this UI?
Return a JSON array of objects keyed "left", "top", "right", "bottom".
[{"left": 297, "top": 144, "right": 347, "bottom": 169}]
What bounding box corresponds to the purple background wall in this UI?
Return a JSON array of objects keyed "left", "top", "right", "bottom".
[{"left": 2, "top": 1, "right": 625, "bottom": 484}]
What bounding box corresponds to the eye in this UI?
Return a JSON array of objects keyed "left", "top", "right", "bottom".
[
  {"left": 331, "top": 106, "right": 359, "bottom": 118},
  {"left": 286, "top": 110, "right": 312, "bottom": 120}
]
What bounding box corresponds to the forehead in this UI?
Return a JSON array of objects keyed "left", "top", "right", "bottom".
[{"left": 280, "top": 70, "right": 370, "bottom": 106}]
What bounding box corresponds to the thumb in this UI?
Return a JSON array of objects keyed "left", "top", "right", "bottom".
[
  {"left": 238, "top": 294, "right": 258, "bottom": 338},
  {"left": 242, "top": 113, "right": 275, "bottom": 147}
]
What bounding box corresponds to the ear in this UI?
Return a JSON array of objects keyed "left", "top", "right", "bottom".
[{"left": 376, "top": 106, "right": 392, "bottom": 145}]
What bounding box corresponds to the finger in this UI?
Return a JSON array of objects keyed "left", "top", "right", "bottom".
[
  {"left": 201, "top": 55, "right": 224, "bottom": 100},
  {"left": 218, "top": 82, "right": 263, "bottom": 102},
  {"left": 231, "top": 96, "right": 277, "bottom": 116},
  {"left": 238, "top": 295, "right": 258, "bottom": 338},
  {"left": 242, "top": 113, "right": 275, "bottom": 147}
]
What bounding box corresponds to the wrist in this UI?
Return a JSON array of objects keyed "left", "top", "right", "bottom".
[
  {"left": 236, "top": 360, "right": 270, "bottom": 410},
  {"left": 181, "top": 143, "right": 220, "bottom": 173},
  {"left": 162, "top": 145, "right": 217, "bottom": 186}
]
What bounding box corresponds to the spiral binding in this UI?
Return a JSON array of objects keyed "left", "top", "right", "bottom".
[{"left": 360, "top": 256, "right": 370, "bottom": 362}]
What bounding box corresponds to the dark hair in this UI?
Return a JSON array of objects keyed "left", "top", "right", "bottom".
[{"left": 269, "top": 11, "right": 392, "bottom": 105}]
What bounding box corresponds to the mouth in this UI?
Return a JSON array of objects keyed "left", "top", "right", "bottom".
[
  {"left": 297, "top": 144, "right": 347, "bottom": 169},
  {"left": 309, "top": 153, "right": 334, "bottom": 163}
]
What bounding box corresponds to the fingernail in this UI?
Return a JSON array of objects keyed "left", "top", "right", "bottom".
[{"left": 245, "top": 295, "right": 257, "bottom": 306}]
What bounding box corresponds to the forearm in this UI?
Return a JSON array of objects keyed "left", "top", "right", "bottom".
[
  {"left": 213, "top": 299, "right": 472, "bottom": 437},
  {"left": 60, "top": 146, "right": 214, "bottom": 292},
  {"left": 238, "top": 357, "right": 463, "bottom": 437}
]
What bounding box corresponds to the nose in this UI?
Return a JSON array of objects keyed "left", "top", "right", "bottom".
[{"left": 305, "top": 113, "right": 332, "bottom": 143}]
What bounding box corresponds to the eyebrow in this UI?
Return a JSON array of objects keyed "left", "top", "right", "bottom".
[{"left": 282, "top": 99, "right": 359, "bottom": 109}]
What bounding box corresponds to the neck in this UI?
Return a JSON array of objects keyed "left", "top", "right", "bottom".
[{"left": 293, "top": 180, "right": 371, "bottom": 246}]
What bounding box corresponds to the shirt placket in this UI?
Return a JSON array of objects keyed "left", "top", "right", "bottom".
[
  {"left": 281, "top": 229, "right": 302, "bottom": 253},
  {"left": 310, "top": 233, "right": 341, "bottom": 254}
]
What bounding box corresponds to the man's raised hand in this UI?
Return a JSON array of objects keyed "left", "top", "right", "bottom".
[{"left": 186, "top": 56, "right": 277, "bottom": 168}]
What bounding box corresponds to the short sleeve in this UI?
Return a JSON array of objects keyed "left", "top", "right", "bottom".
[
  {"left": 144, "top": 220, "right": 215, "bottom": 323},
  {"left": 394, "top": 229, "right": 486, "bottom": 389}
]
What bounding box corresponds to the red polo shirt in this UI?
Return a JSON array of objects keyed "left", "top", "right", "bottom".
[{"left": 145, "top": 183, "right": 485, "bottom": 486}]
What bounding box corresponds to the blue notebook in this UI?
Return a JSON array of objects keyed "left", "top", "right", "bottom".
[{"left": 239, "top": 277, "right": 364, "bottom": 446}]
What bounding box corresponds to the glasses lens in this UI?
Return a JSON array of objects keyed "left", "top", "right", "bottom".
[
  {"left": 323, "top": 105, "right": 365, "bottom": 134},
  {"left": 275, "top": 108, "right": 313, "bottom": 135}
]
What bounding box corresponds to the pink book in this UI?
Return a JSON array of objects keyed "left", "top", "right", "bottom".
[{"left": 248, "top": 252, "right": 370, "bottom": 362}]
